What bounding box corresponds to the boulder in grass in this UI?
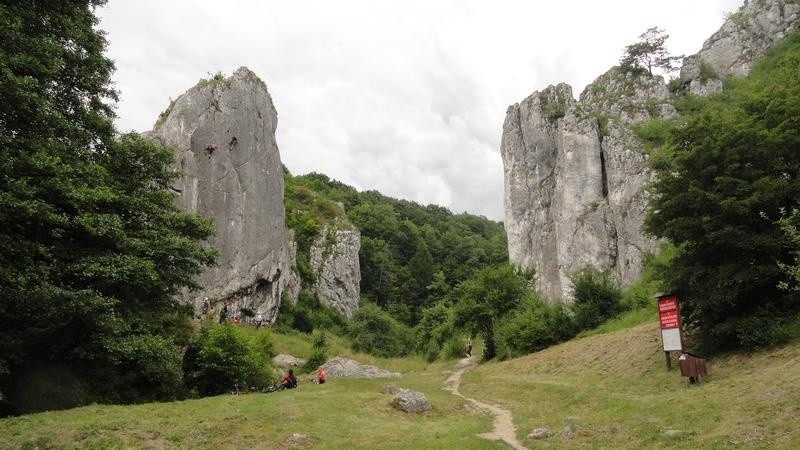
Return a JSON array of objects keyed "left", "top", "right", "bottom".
[
  {"left": 390, "top": 389, "right": 431, "bottom": 413},
  {"left": 320, "top": 357, "right": 401, "bottom": 378},
  {"left": 272, "top": 354, "right": 306, "bottom": 369}
]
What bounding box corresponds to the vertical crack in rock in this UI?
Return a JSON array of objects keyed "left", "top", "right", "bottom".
[{"left": 599, "top": 145, "right": 609, "bottom": 199}]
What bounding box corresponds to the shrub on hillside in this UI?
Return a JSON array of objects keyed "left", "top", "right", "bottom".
[
  {"left": 414, "top": 302, "right": 456, "bottom": 362},
  {"left": 348, "top": 303, "right": 413, "bottom": 357},
  {"left": 496, "top": 294, "right": 576, "bottom": 359},
  {"left": 570, "top": 267, "right": 624, "bottom": 331},
  {"left": 303, "top": 330, "right": 329, "bottom": 373},
  {"left": 274, "top": 291, "right": 347, "bottom": 335},
  {"left": 183, "top": 323, "right": 274, "bottom": 396},
  {"left": 621, "top": 245, "right": 676, "bottom": 309}
]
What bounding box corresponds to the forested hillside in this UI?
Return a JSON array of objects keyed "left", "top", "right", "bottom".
[{"left": 284, "top": 171, "right": 509, "bottom": 325}]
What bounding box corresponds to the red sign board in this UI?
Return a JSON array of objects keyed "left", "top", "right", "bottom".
[
  {"left": 657, "top": 295, "right": 683, "bottom": 352},
  {"left": 658, "top": 296, "right": 680, "bottom": 329}
]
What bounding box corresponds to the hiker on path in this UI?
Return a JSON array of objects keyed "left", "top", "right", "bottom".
[{"left": 466, "top": 338, "right": 473, "bottom": 357}]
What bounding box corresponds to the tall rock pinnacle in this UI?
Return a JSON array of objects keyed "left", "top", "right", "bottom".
[{"left": 147, "top": 67, "right": 297, "bottom": 322}]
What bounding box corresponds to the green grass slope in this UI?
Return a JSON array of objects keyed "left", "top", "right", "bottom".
[
  {"left": 2, "top": 323, "right": 798, "bottom": 449},
  {"left": 464, "top": 320, "right": 800, "bottom": 449}
]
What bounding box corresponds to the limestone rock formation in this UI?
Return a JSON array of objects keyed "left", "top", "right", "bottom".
[
  {"left": 503, "top": 0, "right": 799, "bottom": 301},
  {"left": 309, "top": 224, "right": 361, "bottom": 318},
  {"left": 681, "top": 0, "right": 800, "bottom": 95},
  {"left": 502, "top": 72, "right": 666, "bottom": 300},
  {"left": 147, "top": 67, "right": 297, "bottom": 322}
]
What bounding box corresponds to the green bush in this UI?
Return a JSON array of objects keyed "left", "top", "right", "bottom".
[
  {"left": 414, "top": 302, "right": 456, "bottom": 362},
  {"left": 99, "top": 334, "right": 184, "bottom": 403},
  {"left": 570, "top": 267, "right": 624, "bottom": 331},
  {"left": 496, "top": 294, "right": 575, "bottom": 359},
  {"left": 621, "top": 244, "right": 676, "bottom": 309},
  {"left": 303, "top": 330, "right": 329, "bottom": 373},
  {"left": 348, "top": 303, "right": 413, "bottom": 357},
  {"left": 442, "top": 335, "right": 468, "bottom": 360},
  {"left": 251, "top": 328, "right": 276, "bottom": 361},
  {"left": 273, "top": 291, "right": 347, "bottom": 335},
  {"left": 183, "top": 323, "right": 274, "bottom": 396}
]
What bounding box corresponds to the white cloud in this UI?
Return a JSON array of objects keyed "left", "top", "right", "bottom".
[{"left": 99, "top": 0, "right": 742, "bottom": 220}]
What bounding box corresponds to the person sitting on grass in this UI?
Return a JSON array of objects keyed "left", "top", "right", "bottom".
[
  {"left": 280, "top": 369, "right": 297, "bottom": 389},
  {"left": 315, "top": 367, "right": 326, "bottom": 384}
]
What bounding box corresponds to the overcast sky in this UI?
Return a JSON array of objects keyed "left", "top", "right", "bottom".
[{"left": 98, "top": 0, "right": 741, "bottom": 220}]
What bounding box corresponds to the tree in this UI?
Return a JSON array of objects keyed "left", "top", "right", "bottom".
[
  {"left": 569, "top": 268, "right": 624, "bottom": 330},
  {"left": 642, "top": 30, "right": 800, "bottom": 351},
  {"left": 620, "top": 27, "right": 682, "bottom": 75},
  {"left": 0, "top": 1, "right": 215, "bottom": 413},
  {"left": 452, "top": 264, "right": 531, "bottom": 360}
]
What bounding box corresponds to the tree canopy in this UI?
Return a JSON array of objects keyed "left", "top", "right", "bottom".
[
  {"left": 620, "top": 27, "right": 682, "bottom": 75},
  {"left": 0, "top": 1, "right": 215, "bottom": 414},
  {"left": 641, "top": 30, "right": 800, "bottom": 351}
]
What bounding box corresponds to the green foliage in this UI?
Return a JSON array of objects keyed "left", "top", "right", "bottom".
[
  {"left": 251, "top": 328, "right": 276, "bottom": 361},
  {"left": 495, "top": 294, "right": 575, "bottom": 360},
  {"left": 348, "top": 303, "right": 413, "bottom": 357},
  {"left": 698, "top": 60, "right": 718, "bottom": 81},
  {"left": 0, "top": 2, "right": 216, "bottom": 414},
  {"left": 621, "top": 244, "right": 676, "bottom": 309},
  {"left": 282, "top": 171, "right": 508, "bottom": 327},
  {"left": 595, "top": 114, "right": 610, "bottom": 141},
  {"left": 569, "top": 267, "right": 624, "bottom": 331},
  {"left": 539, "top": 91, "right": 567, "bottom": 121},
  {"left": 644, "top": 30, "right": 800, "bottom": 351},
  {"left": 632, "top": 117, "right": 674, "bottom": 153},
  {"left": 666, "top": 77, "right": 683, "bottom": 94},
  {"left": 302, "top": 330, "right": 329, "bottom": 373},
  {"left": 183, "top": 323, "right": 274, "bottom": 396},
  {"left": 452, "top": 264, "right": 532, "bottom": 360},
  {"left": 620, "top": 27, "right": 682, "bottom": 75},
  {"left": 273, "top": 290, "right": 347, "bottom": 335},
  {"left": 442, "top": 335, "right": 469, "bottom": 360},
  {"left": 414, "top": 303, "right": 456, "bottom": 362},
  {"left": 194, "top": 71, "right": 227, "bottom": 90}
]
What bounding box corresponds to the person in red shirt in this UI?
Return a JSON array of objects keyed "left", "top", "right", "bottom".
[
  {"left": 280, "top": 369, "right": 297, "bottom": 389},
  {"left": 315, "top": 367, "right": 326, "bottom": 384}
]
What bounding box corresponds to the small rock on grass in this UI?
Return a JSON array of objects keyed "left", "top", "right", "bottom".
[
  {"left": 528, "top": 427, "right": 552, "bottom": 440},
  {"left": 282, "top": 433, "right": 311, "bottom": 447}
]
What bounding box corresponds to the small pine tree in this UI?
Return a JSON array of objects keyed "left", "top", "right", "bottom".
[{"left": 620, "top": 27, "right": 682, "bottom": 75}]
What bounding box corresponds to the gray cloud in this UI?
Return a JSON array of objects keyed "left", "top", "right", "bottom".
[{"left": 99, "top": 0, "right": 742, "bottom": 220}]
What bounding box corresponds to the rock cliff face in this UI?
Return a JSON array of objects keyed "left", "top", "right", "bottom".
[
  {"left": 147, "top": 67, "right": 297, "bottom": 322},
  {"left": 681, "top": 0, "right": 800, "bottom": 95},
  {"left": 309, "top": 224, "right": 361, "bottom": 318},
  {"left": 502, "top": 73, "right": 668, "bottom": 300},
  {"left": 502, "top": 0, "right": 798, "bottom": 300}
]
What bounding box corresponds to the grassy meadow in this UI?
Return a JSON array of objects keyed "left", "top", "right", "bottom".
[{"left": 1, "top": 316, "right": 799, "bottom": 449}]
